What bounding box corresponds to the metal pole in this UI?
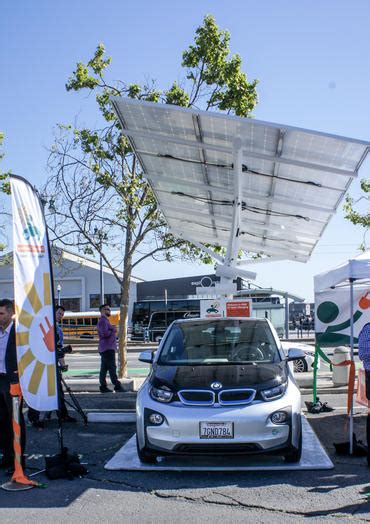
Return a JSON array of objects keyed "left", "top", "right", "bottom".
[
  {"left": 100, "top": 254, "right": 104, "bottom": 304},
  {"left": 349, "top": 278, "right": 354, "bottom": 455},
  {"left": 57, "top": 284, "right": 61, "bottom": 306},
  {"left": 164, "top": 288, "right": 168, "bottom": 330},
  {"left": 284, "top": 292, "right": 289, "bottom": 339}
]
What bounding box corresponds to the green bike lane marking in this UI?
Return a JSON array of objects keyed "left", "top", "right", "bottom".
[{"left": 65, "top": 368, "right": 149, "bottom": 376}]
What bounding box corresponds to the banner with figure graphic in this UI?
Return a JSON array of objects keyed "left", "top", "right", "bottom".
[
  {"left": 10, "top": 175, "right": 58, "bottom": 411},
  {"left": 315, "top": 286, "right": 370, "bottom": 347}
]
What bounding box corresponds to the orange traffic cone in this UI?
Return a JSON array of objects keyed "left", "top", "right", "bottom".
[{"left": 9, "top": 384, "right": 38, "bottom": 488}]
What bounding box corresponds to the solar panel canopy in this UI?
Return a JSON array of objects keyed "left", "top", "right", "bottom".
[{"left": 111, "top": 97, "right": 370, "bottom": 264}]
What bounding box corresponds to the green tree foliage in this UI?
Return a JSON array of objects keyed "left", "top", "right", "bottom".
[
  {"left": 45, "top": 15, "right": 258, "bottom": 376},
  {"left": 0, "top": 132, "right": 11, "bottom": 195},
  {"left": 343, "top": 178, "right": 370, "bottom": 250}
]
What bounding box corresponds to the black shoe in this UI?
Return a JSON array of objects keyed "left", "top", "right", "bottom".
[
  {"left": 0, "top": 458, "right": 14, "bottom": 469},
  {"left": 62, "top": 415, "right": 77, "bottom": 423},
  {"left": 32, "top": 420, "right": 45, "bottom": 429},
  {"left": 114, "top": 384, "right": 123, "bottom": 392},
  {"left": 99, "top": 386, "right": 112, "bottom": 393}
]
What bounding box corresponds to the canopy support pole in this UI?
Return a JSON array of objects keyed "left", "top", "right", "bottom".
[
  {"left": 285, "top": 293, "right": 289, "bottom": 339},
  {"left": 349, "top": 278, "right": 355, "bottom": 454},
  {"left": 221, "top": 140, "right": 243, "bottom": 290}
]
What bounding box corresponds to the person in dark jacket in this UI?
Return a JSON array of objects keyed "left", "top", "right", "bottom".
[
  {"left": 27, "top": 304, "right": 76, "bottom": 427},
  {"left": 0, "top": 298, "right": 25, "bottom": 470},
  {"left": 358, "top": 322, "right": 370, "bottom": 466}
]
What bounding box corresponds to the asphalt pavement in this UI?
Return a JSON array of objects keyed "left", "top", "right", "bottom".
[
  {"left": 1, "top": 390, "right": 370, "bottom": 523},
  {"left": 1, "top": 340, "right": 369, "bottom": 522}
]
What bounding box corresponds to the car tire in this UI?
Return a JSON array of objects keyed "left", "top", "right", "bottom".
[
  {"left": 293, "top": 358, "right": 308, "bottom": 373},
  {"left": 284, "top": 417, "right": 302, "bottom": 463},
  {"left": 136, "top": 435, "right": 158, "bottom": 464}
]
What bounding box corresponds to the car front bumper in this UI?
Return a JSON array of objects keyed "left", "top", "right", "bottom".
[{"left": 136, "top": 381, "right": 301, "bottom": 455}]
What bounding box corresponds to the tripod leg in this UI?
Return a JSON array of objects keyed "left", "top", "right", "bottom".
[{"left": 60, "top": 376, "right": 88, "bottom": 425}]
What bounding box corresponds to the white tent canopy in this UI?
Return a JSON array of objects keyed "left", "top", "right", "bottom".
[
  {"left": 314, "top": 251, "right": 370, "bottom": 455},
  {"left": 314, "top": 251, "right": 370, "bottom": 291}
]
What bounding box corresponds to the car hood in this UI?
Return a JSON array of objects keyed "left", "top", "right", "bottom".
[{"left": 150, "top": 362, "right": 287, "bottom": 392}]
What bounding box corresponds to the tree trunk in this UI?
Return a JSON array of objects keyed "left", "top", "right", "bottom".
[
  {"left": 118, "top": 215, "right": 133, "bottom": 378},
  {"left": 118, "top": 270, "right": 131, "bottom": 378}
]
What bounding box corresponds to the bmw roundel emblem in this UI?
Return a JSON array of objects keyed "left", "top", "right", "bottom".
[{"left": 210, "top": 381, "right": 222, "bottom": 390}]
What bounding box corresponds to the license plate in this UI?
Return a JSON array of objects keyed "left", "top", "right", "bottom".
[{"left": 199, "top": 421, "right": 234, "bottom": 439}]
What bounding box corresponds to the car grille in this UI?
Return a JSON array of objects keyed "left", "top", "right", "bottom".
[
  {"left": 177, "top": 388, "right": 256, "bottom": 406},
  {"left": 174, "top": 443, "right": 260, "bottom": 454},
  {"left": 218, "top": 388, "right": 256, "bottom": 405},
  {"left": 178, "top": 390, "right": 215, "bottom": 406}
]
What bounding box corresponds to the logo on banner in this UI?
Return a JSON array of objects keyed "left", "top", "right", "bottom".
[
  {"left": 16, "top": 273, "right": 57, "bottom": 398},
  {"left": 315, "top": 289, "right": 370, "bottom": 346},
  {"left": 201, "top": 299, "right": 223, "bottom": 318},
  {"left": 16, "top": 205, "right": 44, "bottom": 255}
]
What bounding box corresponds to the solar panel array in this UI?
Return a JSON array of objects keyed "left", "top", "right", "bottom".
[{"left": 111, "top": 97, "right": 369, "bottom": 262}]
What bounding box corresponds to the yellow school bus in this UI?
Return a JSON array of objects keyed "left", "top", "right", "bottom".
[{"left": 61, "top": 311, "right": 120, "bottom": 338}]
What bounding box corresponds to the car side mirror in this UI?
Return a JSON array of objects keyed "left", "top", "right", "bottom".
[
  {"left": 138, "top": 350, "right": 154, "bottom": 364},
  {"left": 286, "top": 348, "right": 306, "bottom": 361}
]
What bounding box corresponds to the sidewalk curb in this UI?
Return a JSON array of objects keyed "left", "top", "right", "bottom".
[
  {"left": 300, "top": 387, "right": 351, "bottom": 396},
  {"left": 65, "top": 376, "right": 146, "bottom": 392}
]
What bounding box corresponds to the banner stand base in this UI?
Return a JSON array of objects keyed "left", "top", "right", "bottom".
[{"left": 1, "top": 481, "right": 35, "bottom": 491}]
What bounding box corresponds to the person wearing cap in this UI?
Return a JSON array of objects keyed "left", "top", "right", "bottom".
[{"left": 97, "top": 304, "right": 123, "bottom": 393}]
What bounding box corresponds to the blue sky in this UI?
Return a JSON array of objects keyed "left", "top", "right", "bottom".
[{"left": 1, "top": 0, "right": 369, "bottom": 301}]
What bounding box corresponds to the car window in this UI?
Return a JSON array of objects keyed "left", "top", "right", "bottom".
[{"left": 158, "top": 320, "right": 280, "bottom": 365}]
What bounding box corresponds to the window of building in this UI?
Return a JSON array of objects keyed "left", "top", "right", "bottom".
[
  {"left": 105, "top": 294, "right": 121, "bottom": 307},
  {"left": 90, "top": 294, "right": 100, "bottom": 309},
  {"left": 89, "top": 293, "right": 121, "bottom": 309},
  {"left": 60, "top": 298, "right": 81, "bottom": 312}
]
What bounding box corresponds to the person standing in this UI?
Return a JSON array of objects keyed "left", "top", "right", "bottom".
[
  {"left": 358, "top": 322, "right": 370, "bottom": 466},
  {"left": 27, "top": 305, "right": 76, "bottom": 426},
  {"left": 0, "top": 299, "right": 25, "bottom": 470},
  {"left": 97, "top": 304, "right": 122, "bottom": 393}
]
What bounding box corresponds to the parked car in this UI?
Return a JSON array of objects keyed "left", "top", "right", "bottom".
[
  {"left": 281, "top": 342, "right": 319, "bottom": 373},
  {"left": 136, "top": 317, "right": 305, "bottom": 464}
]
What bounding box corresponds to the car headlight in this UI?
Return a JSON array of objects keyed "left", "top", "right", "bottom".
[
  {"left": 261, "top": 382, "right": 287, "bottom": 401},
  {"left": 150, "top": 385, "right": 174, "bottom": 403}
]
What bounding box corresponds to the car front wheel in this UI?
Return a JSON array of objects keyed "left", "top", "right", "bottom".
[
  {"left": 293, "top": 357, "right": 308, "bottom": 373},
  {"left": 284, "top": 417, "right": 302, "bottom": 463},
  {"left": 136, "top": 435, "right": 158, "bottom": 464}
]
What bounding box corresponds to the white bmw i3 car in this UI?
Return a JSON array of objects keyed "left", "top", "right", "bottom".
[{"left": 136, "top": 317, "right": 305, "bottom": 464}]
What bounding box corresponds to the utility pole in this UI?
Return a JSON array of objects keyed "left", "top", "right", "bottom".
[
  {"left": 57, "top": 284, "right": 61, "bottom": 306},
  {"left": 94, "top": 227, "right": 104, "bottom": 305}
]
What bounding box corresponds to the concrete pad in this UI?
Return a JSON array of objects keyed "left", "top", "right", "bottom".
[{"left": 105, "top": 416, "right": 333, "bottom": 471}]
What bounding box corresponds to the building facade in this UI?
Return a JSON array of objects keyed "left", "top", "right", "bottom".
[{"left": 0, "top": 248, "right": 142, "bottom": 325}]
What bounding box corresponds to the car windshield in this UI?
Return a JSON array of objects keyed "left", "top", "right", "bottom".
[{"left": 158, "top": 319, "right": 280, "bottom": 365}]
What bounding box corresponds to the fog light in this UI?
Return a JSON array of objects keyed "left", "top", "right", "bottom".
[
  {"left": 271, "top": 411, "right": 288, "bottom": 424},
  {"left": 149, "top": 413, "right": 164, "bottom": 425}
]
